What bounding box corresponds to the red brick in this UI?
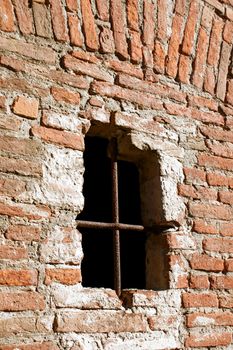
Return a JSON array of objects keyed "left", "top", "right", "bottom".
[
  {"left": 223, "top": 20, "right": 233, "bottom": 44},
  {"left": 219, "top": 295, "right": 233, "bottom": 308},
  {"left": 226, "top": 7, "right": 233, "bottom": 20},
  {"left": 80, "top": 0, "right": 99, "bottom": 51},
  {"left": 63, "top": 55, "right": 113, "bottom": 82},
  {"left": 188, "top": 95, "right": 218, "bottom": 111},
  {"left": 204, "top": 66, "right": 216, "bottom": 95},
  {"left": 0, "top": 292, "right": 45, "bottom": 311},
  {"left": 190, "top": 109, "right": 224, "bottom": 126},
  {"left": 0, "top": 116, "right": 21, "bottom": 132},
  {"left": 0, "top": 0, "right": 15, "bottom": 32},
  {"left": 99, "top": 27, "right": 115, "bottom": 54},
  {"left": 96, "top": 0, "right": 109, "bottom": 21},
  {"left": 0, "top": 178, "right": 25, "bottom": 198},
  {"left": 143, "top": 0, "right": 154, "bottom": 49},
  {"left": 6, "top": 225, "right": 41, "bottom": 241},
  {"left": 55, "top": 310, "right": 148, "bottom": 333},
  {"left": 0, "top": 95, "right": 6, "bottom": 109},
  {"left": 200, "top": 125, "right": 233, "bottom": 143},
  {"left": 175, "top": 0, "right": 186, "bottom": 16},
  {"left": 192, "top": 28, "right": 209, "bottom": 88},
  {"left": 203, "top": 237, "right": 233, "bottom": 253},
  {"left": 181, "top": 1, "right": 200, "bottom": 55},
  {"left": 184, "top": 167, "right": 206, "bottom": 184},
  {"left": 106, "top": 60, "right": 143, "bottom": 79},
  {"left": 0, "top": 269, "right": 38, "bottom": 286},
  {"left": 177, "top": 54, "right": 191, "bottom": 84},
  {"left": 207, "top": 172, "right": 231, "bottom": 187},
  {"left": 66, "top": 0, "right": 78, "bottom": 11},
  {"left": 220, "top": 222, "right": 233, "bottom": 237},
  {"left": 225, "top": 259, "right": 233, "bottom": 271},
  {"left": 50, "top": 0, "right": 69, "bottom": 42},
  {"left": 201, "top": 5, "right": 214, "bottom": 30},
  {"left": 0, "top": 135, "right": 41, "bottom": 156},
  {"left": 0, "top": 342, "right": 59, "bottom": 350},
  {"left": 33, "top": 2, "right": 52, "bottom": 38},
  {"left": 216, "top": 41, "right": 232, "bottom": 101},
  {"left": 164, "top": 103, "right": 190, "bottom": 117},
  {"left": 210, "top": 276, "right": 233, "bottom": 289},
  {"left": 182, "top": 292, "right": 218, "bottom": 308},
  {"left": 166, "top": 14, "right": 184, "bottom": 78},
  {"left": 91, "top": 81, "right": 163, "bottom": 110},
  {"left": 206, "top": 140, "right": 233, "bottom": 159},
  {"left": 0, "top": 245, "right": 28, "bottom": 260},
  {"left": 0, "top": 77, "right": 49, "bottom": 97},
  {"left": 153, "top": 40, "right": 166, "bottom": 74},
  {"left": 0, "top": 37, "right": 56, "bottom": 63},
  {"left": 187, "top": 312, "right": 233, "bottom": 327},
  {"left": 157, "top": 0, "right": 167, "bottom": 41},
  {"left": 126, "top": 0, "right": 139, "bottom": 31},
  {"left": 0, "top": 54, "right": 26, "bottom": 72},
  {"left": 110, "top": 0, "right": 128, "bottom": 59},
  {"left": 14, "top": 0, "right": 33, "bottom": 35},
  {"left": 0, "top": 202, "right": 51, "bottom": 220},
  {"left": 178, "top": 184, "right": 217, "bottom": 200},
  {"left": 51, "top": 86, "right": 80, "bottom": 105},
  {"left": 148, "top": 315, "right": 178, "bottom": 331},
  {"left": 67, "top": 13, "right": 83, "bottom": 47},
  {"left": 190, "top": 253, "right": 224, "bottom": 272},
  {"left": 219, "top": 191, "right": 233, "bottom": 205},
  {"left": 31, "top": 125, "right": 84, "bottom": 151},
  {"left": 12, "top": 96, "right": 39, "bottom": 119},
  {"left": 198, "top": 153, "right": 233, "bottom": 171},
  {"left": 205, "top": 0, "right": 224, "bottom": 12},
  {"left": 227, "top": 79, "right": 233, "bottom": 106},
  {"left": 0, "top": 156, "right": 42, "bottom": 177},
  {"left": 71, "top": 51, "right": 100, "bottom": 64},
  {"left": 185, "top": 332, "right": 232, "bottom": 347},
  {"left": 189, "top": 275, "right": 210, "bottom": 289},
  {"left": 189, "top": 202, "right": 232, "bottom": 221},
  {"left": 207, "top": 17, "right": 224, "bottom": 66},
  {"left": 193, "top": 219, "right": 218, "bottom": 234},
  {"left": 45, "top": 268, "right": 82, "bottom": 285}
]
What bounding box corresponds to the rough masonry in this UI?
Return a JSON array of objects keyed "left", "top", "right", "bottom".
[{"left": 0, "top": 0, "right": 233, "bottom": 349}]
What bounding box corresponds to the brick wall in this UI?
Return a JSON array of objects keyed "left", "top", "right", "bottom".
[{"left": 0, "top": 0, "right": 233, "bottom": 349}]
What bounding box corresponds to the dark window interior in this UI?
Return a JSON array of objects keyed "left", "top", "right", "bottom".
[{"left": 78, "top": 136, "right": 146, "bottom": 290}]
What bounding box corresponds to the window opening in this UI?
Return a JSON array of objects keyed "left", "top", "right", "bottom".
[{"left": 77, "top": 136, "right": 145, "bottom": 295}]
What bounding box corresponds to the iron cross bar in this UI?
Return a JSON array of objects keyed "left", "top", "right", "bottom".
[{"left": 76, "top": 138, "right": 144, "bottom": 296}]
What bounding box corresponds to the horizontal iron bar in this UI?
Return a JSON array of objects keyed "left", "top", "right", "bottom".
[{"left": 76, "top": 220, "right": 145, "bottom": 231}]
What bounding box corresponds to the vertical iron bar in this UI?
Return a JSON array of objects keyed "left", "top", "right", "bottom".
[{"left": 111, "top": 138, "right": 121, "bottom": 296}]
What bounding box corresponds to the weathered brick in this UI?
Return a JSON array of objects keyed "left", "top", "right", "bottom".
[
  {"left": 187, "top": 312, "right": 233, "bottom": 327},
  {"left": 0, "top": 202, "right": 50, "bottom": 220},
  {"left": 226, "top": 79, "right": 233, "bottom": 106},
  {"left": 6, "top": 225, "right": 41, "bottom": 241},
  {"left": 210, "top": 276, "right": 233, "bottom": 289},
  {"left": 207, "top": 172, "right": 232, "bottom": 187},
  {"left": 166, "top": 14, "right": 184, "bottom": 78},
  {"left": 225, "top": 259, "right": 233, "bottom": 271},
  {"left": 184, "top": 167, "right": 206, "bottom": 184},
  {"left": 0, "top": 0, "right": 15, "bottom": 32},
  {"left": 182, "top": 292, "right": 218, "bottom": 307},
  {"left": 65, "top": 0, "right": 78, "bottom": 11},
  {"left": 189, "top": 275, "right": 210, "bottom": 289},
  {"left": 0, "top": 342, "right": 59, "bottom": 350},
  {"left": 0, "top": 178, "right": 26, "bottom": 197},
  {"left": 200, "top": 126, "right": 233, "bottom": 143},
  {"left": 190, "top": 253, "right": 224, "bottom": 272},
  {"left": 0, "top": 156, "right": 42, "bottom": 177},
  {"left": 0, "top": 292, "right": 45, "bottom": 311},
  {"left": 0, "top": 315, "right": 53, "bottom": 335},
  {"left": 181, "top": 1, "right": 200, "bottom": 55},
  {"left": 207, "top": 17, "right": 224, "bottom": 66},
  {"left": 201, "top": 5, "right": 214, "bottom": 30},
  {"left": 157, "top": 0, "right": 167, "bottom": 41},
  {"left": 189, "top": 202, "right": 232, "bottom": 221},
  {"left": 0, "top": 245, "right": 28, "bottom": 260},
  {"left": 105, "top": 60, "right": 143, "bottom": 79},
  {"left": 0, "top": 37, "right": 56, "bottom": 63},
  {"left": 143, "top": 0, "right": 154, "bottom": 48},
  {"left": 128, "top": 29, "right": 142, "bottom": 63},
  {"left": 203, "top": 237, "right": 233, "bottom": 253},
  {"left": 110, "top": 0, "right": 128, "bottom": 59},
  {"left": 99, "top": 26, "right": 115, "bottom": 54},
  {"left": 80, "top": 0, "right": 99, "bottom": 51},
  {"left": 178, "top": 184, "right": 217, "bottom": 200},
  {"left": 204, "top": 66, "right": 216, "bottom": 95},
  {"left": 63, "top": 54, "right": 113, "bottom": 82},
  {"left": 177, "top": 54, "right": 191, "bottom": 84},
  {"left": 96, "top": 0, "right": 109, "bottom": 21},
  {"left": 55, "top": 310, "right": 148, "bottom": 333},
  {"left": 153, "top": 40, "right": 166, "bottom": 74},
  {"left": 12, "top": 96, "right": 39, "bottom": 119},
  {"left": 0, "top": 269, "right": 38, "bottom": 286},
  {"left": 14, "top": 0, "right": 33, "bottom": 35},
  {"left": 185, "top": 332, "right": 232, "bottom": 347},
  {"left": 219, "top": 295, "right": 233, "bottom": 308},
  {"left": 148, "top": 315, "right": 179, "bottom": 331},
  {"left": 31, "top": 125, "right": 84, "bottom": 150},
  {"left": 127, "top": 0, "right": 139, "bottom": 31},
  {"left": 219, "top": 191, "right": 233, "bottom": 205},
  {"left": 175, "top": 0, "right": 186, "bottom": 16},
  {"left": 45, "top": 268, "right": 82, "bottom": 285},
  {"left": 50, "top": 0, "right": 69, "bottom": 41},
  {"left": 216, "top": 41, "right": 232, "bottom": 101},
  {"left": 188, "top": 95, "right": 218, "bottom": 111},
  {"left": 220, "top": 222, "right": 233, "bottom": 236},
  {"left": 33, "top": 1, "right": 52, "bottom": 38},
  {"left": 0, "top": 135, "right": 42, "bottom": 156},
  {"left": 0, "top": 76, "right": 49, "bottom": 97},
  {"left": 193, "top": 219, "right": 218, "bottom": 235},
  {"left": 67, "top": 13, "right": 83, "bottom": 47},
  {"left": 198, "top": 153, "right": 233, "bottom": 171},
  {"left": 206, "top": 141, "right": 233, "bottom": 161},
  {"left": 91, "top": 81, "right": 163, "bottom": 110},
  {"left": 51, "top": 86, "right": 80, "bottom": 105},
  {"left": 223, "top": 20, "right": 233, "bottom": 44}
]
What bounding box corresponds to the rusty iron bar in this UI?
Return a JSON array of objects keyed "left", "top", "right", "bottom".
[
  {"left": 111, "top": 137, "right": 121, "bottom": 296},
  {"left": 76, "top": 220, "right": 144, "bottom": 231}
]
